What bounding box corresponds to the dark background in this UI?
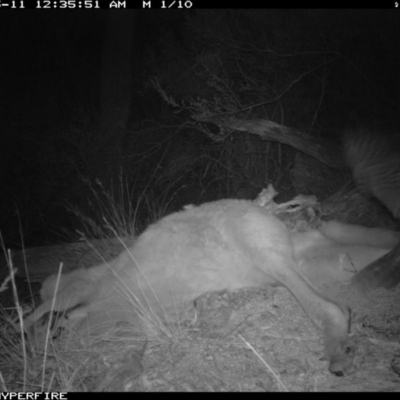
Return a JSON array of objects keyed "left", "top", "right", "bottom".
[{"left": 1, "top": 9, "right": 399, "bottom": 248}]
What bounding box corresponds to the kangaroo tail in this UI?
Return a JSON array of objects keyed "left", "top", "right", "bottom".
[
  {"left": 344, "top": 129, "right": 400, "bottom": 289},
  {"left": 344, "top": 129, "right": 400, "bottom": 219}
]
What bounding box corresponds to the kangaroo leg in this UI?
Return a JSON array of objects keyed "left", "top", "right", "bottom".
[
  {"left": 270, "top": 261, "right": 354, "bottom": 376},
  {"left": 233, "top": 206, "right": 355, "bottom": 375},
  {"left": 23, "top": 270, "right": 98, "bottom": 332},
  {"left": 319, "top": 220, "right": 400, "bottom": 248},
  {"left": 319, "top": 219, "right": 400, "bottom": 290}
]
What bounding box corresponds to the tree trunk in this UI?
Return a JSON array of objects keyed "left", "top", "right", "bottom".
[{"left": 195, "top": 115, "right": 344, "bottom": 169}]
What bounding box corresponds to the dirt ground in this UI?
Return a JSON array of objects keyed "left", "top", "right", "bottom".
[
  {"left": 28, "top": 282, "right": 399, "bottom": 392},
  {"left": 125, "top": 283, "right": 400, "bottom": 392},
  {"left": 1, "top": 268, "right": 400, "bottom": 391}
]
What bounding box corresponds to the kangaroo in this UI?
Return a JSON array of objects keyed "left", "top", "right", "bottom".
[
  {"left": 23, "top": 199, "right": 400, "bottom": 377},
  {"left": 24, "top": 129, "right": 400, "bottom": 377}
]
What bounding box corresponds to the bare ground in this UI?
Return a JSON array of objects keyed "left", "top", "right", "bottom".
[
  {"left": 10, "top": 280, "right": 397, "bottom": 392},
  {"left": 1, "top": 250, "right": 400, "bottom": 391}
]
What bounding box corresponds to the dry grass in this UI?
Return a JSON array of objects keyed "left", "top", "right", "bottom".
[
  {"left": 0, "top": 178, "right": 190, "bottom": 391},
  {"left": 0, "top": 263, "right": 183, "bottom": 391}
]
